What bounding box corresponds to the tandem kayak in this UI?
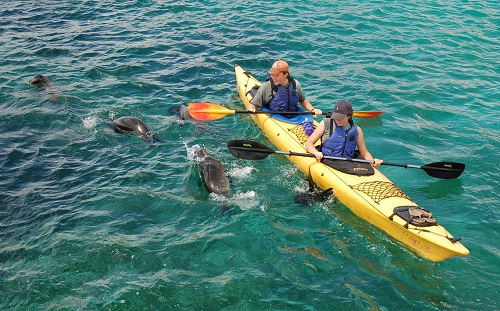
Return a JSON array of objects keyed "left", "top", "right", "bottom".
[{"left": 233, "top": 64, "right": 469, "bottom": 261}]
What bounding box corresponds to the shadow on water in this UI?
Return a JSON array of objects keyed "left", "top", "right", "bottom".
[
  {"left": 353, "top": 116, "right": 384, "bottom": 129},
  {"left": 419, "top": 178, "right": 464, "bottom": 199}
]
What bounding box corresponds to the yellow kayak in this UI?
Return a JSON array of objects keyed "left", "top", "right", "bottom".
[{"left": 234, "top": 64, "right": 469, "bottom": 261}]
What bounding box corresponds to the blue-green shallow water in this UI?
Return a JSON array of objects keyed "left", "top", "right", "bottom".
[{"left": 1, "top": 0, "right": 498, "bottom": 310}]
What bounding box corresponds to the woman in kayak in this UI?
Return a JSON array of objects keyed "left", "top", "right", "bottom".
[
  {"left": 247, "top": 60, "right": 322, "bottom": 118},
  {"left": 305, "top": 100, "right": 383, "bottom": 168}
]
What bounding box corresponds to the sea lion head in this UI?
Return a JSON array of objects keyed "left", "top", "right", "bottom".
[{"left": 29, "top": 75, "right": 49, "bottom": 86}]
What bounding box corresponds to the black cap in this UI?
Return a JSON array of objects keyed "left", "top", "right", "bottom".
[{"left": 332, "top": 100, "right": 353, "bottom": 120}]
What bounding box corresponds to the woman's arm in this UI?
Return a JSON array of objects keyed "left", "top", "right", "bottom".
[
  {"left": 305, "top": 121, "right": 325, "bottom": 161},
  {"left": 356, "top": 126, "right": 383, "bottom": 167}
]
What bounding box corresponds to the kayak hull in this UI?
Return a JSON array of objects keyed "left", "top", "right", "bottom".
[{"left": 234, "top": 64, "right": 469, "bottom": 261}]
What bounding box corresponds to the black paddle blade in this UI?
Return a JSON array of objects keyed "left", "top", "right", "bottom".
[
  {"left": 227, "top": 140, "right": 274, "bottom": 160},
  {"left": 421, "top": 162, "right": 465, "bottom": 179}
]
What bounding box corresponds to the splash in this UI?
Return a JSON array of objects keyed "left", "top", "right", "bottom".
[
  {"left": 186, "top": 144, "right": 203, "bottom": 162},
  {"left": 209, "top": 192, "right": 229, "bottom": 202},
  {"left": 230, "top": 190, "right": 260, "bottom": 210},
  {"left": 227, "top": 166, "right": 256, "bottom": 179},
  {"left": 82, "top": 115, "right": 99, "bottom": 130}
]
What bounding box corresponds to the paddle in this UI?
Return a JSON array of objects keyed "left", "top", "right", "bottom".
[
  {"left": 188, "top": 102, "right": 384, "bottom": 121},
  {"left": 227, "top": 140, "right": 465, "bottom": 179}
]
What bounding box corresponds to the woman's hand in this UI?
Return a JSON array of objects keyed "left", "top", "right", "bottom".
[
  {"left": 372, "top": 158, "right": 383, "bottom": 168},
  {"left": 313, "top": 151, "right": 323, "bottom": 161}
]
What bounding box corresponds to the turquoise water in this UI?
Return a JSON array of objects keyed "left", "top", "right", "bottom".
[{"left": 1, "top": 0, "right": 498, "bottom": 310}]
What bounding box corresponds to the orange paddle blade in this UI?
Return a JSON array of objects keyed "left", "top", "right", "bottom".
[
  {"left": 188, "top": 102, "right": 235, "bottom": 121},
  {"left": 353, "top": 111, "right": 384, "bottom": 118}
]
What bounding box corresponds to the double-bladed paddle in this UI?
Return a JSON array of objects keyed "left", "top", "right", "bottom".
[
  {"left": 227, "top": 140, "right": 465, "bottom": 179},
  {"left": 188, "top": 102, "right": 384, "bottom": 121}
]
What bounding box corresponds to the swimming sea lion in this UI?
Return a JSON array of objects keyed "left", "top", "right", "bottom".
[
  {"left": 29, "top": 75, "right": 60, "bottom": 103},
  {"left": 169, "top": 104, "right": 194, "bottom": 121},
  {"left": 196, "top": 148, "right": 231, "bottom": 198},
  {"left": 29, "top": 75, "right": 49, "bottom": 86},
  {"left": 111, "top": 116, "right": 164, "bottom": 142},
  {"left": 294, "top": 170, "right": 334, "bottom": 205},
  {"left": 294, "top": 188, "right": 333, "bottom": 206}
]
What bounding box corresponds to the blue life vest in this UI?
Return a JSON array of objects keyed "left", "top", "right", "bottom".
[
  {"left": 266, "top": 77, "right": 299, "bottom": 118},
  {"left": 321, "top": 118, "right": 358, "bottom": 158}
]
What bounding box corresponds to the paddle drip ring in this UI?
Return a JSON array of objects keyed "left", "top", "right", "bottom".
[{"left": 351, "top": 181, "right": 413, "bottom": 204}]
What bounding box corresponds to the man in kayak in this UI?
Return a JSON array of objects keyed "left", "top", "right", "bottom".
[
  {"left": 305, "top": 100, "right": 383, "bottom": 169},
  {"left": 247, "top": 60, "right": 322, "bottom": 118}
]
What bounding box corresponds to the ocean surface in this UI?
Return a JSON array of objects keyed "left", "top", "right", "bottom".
[{"left": 1, "top": 0, "right": 498, "bottom": 310}]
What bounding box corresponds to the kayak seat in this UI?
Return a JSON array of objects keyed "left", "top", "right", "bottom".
[
  {"left": 322, "top": 150, "right": 374, "bottom": 176},
  {"left": 323, "top": 158, "right": 375, "bottom": 176},
  {"left": 389, "top": 206, "right": 438, "bottom": 228}
]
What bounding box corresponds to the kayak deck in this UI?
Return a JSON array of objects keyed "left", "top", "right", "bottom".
[{"left": 234, "top": 64, "right": 469, "bottom": 261}]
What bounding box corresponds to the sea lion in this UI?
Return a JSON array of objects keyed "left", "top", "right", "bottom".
[
  {"left": 294, "top": 188, "right": 334, "bottom": 206},
  {"left": 196, "top": 148, "right": 231, "bottom": 198},
  {"left": 29, "top": 75, "right": 49, "bottom": 86},
  {"left": 29, "top": 75, "right": 59, "bottom": 103},
  {"left": 169, "top": 104, "right": 194, "bottom": 121},
  {"left": 111, "top": 116, "right": 164, "bottom": 143},
  {"left": 294, "top": 170, "right": 334, "bottom": 205}
]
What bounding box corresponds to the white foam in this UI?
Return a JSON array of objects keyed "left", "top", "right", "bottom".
[
  {"left": 230, "top": 190, "right": 261, "bottom": 210},
  {"left": 185, "top": 144, "right": 203, "bottom": 162},
  {"left": 228, "top": 166, "right": 256, "bottom": 179},
  {"left": 82, "top": 115, "right": 99, "bottom": 130}
]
